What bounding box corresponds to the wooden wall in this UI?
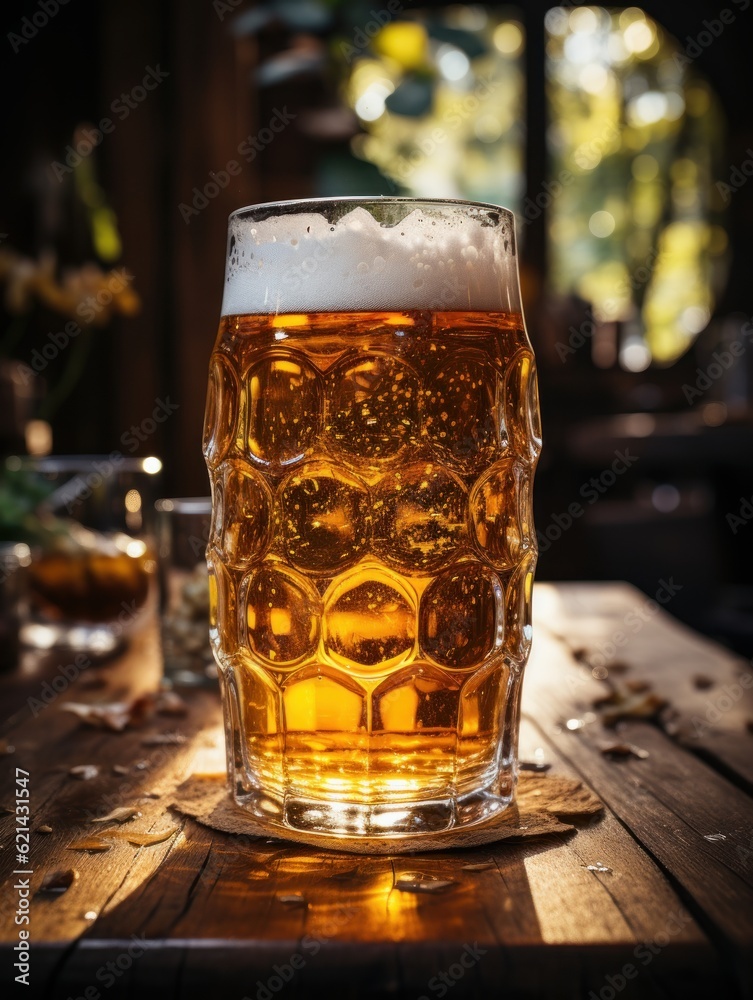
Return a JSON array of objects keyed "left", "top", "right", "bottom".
[{"left": 102, "top": 0, "right": 259, "bottom": 496}]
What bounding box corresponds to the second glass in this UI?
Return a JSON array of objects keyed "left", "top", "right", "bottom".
[{"left": 204, "top": 198, "right": 541, "bottom": 838}]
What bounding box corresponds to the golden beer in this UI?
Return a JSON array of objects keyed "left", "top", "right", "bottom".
[{"left": 204, "top": 201, "right": 540, "bottom": 836}]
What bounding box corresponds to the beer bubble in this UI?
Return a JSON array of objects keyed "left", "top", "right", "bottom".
[
  {"left": 372, "top": 462, "right": 467, "bottom": 573},
  {"left": 372, "top": 664, "right": 459, "bottom": 734},
  {"left": 322, "top": 566, "right": 417, "bottom": 669},
  {"left": 203, "top": 354, "right": 239, "bottom": 468},
  {"left": 420, "top": 562, "right": 502, "bottom": 669},
  {"left": 280, "top": 462, "right": 371, "bottom": 574},
  {"left": 325, "top": 354, "right": 420, "bottom": 468},
  {"left": 242, "top": 563, "right": 321, "bottom": 665},
  {"left": 246, "top": 351, "right": 322, "bottom": 470},
  {"left": 424, "top": 354, "right": 499, "bottom": 474},
  {"left": 470, "top": 460, "right": 530, "bottom": 571}
]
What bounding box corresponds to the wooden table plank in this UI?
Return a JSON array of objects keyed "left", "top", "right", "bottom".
[
  {"left": 540, "top": 582, "right": 753, "bottom": 790},
  {"left": 0, "top": 584, "right": 750, "bottom": 999},
  {"left": 0, "top": 629, "right": 218, "bottom": 953},
  {"left": 68, "top": 721, "right": 710, "bottom": 956},
  {"left": 521, "top": 625, "right": 753, "bottom": 990},
  {"left": 1, "top": 718, "right": 722, "bottom": 997}
]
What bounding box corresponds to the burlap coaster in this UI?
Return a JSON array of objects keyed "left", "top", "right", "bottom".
[{"left": 171, "top": 772, "right": 603, "bottom": 855}]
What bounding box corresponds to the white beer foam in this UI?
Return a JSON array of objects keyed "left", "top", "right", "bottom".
[{"left": 221, "top": 203, "right": 520, "bottom": 315}]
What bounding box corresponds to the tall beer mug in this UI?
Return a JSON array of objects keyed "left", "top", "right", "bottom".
[{"left": 203, "top": 198, "right": 541, "bottom": 838}]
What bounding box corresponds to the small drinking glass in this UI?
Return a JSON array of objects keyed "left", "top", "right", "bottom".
[
  {"left": 0, "top": 542, "right": 31, "bottom": 671},
  {"left": 4, "top": 455, "right": 161, "bottom": 655},
  {"left": 155, "top": 498, "right": 215, "bottom": 686}
]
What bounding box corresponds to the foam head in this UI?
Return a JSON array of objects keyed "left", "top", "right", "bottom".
[{"left": 221, "top": 198, "right": 520, "bottom": 316}]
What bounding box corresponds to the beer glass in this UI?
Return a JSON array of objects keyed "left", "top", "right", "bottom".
[{"left": 203, "top": 198, "right": 540, "bottom": 838}]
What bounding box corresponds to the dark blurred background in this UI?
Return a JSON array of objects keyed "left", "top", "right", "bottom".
[{"left": 0, "top": 0, "right": 751, "bottom": 652}]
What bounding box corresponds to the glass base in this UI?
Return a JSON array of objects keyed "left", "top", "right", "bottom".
[
  {"left": 163, "top": 658, "right": 219, "bottom": 688},
  {"left": 218, "top": 656, "right": 523, "bottom": 840},
  {"left": 231, "top": 780, "right": 514, "bottom": 838},
  {"left": 21, "top": 620, "right": 125, "bottom": 657}
]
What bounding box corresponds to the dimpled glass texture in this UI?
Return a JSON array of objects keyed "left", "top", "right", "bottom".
[{"left": 204, "top": 198, "right": 541, "bottom": 838}]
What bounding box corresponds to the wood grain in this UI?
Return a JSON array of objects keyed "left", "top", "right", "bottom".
[
  {"left": 521, "top": 623, "right": 753, "bottom": 981},
  {"left": 539, "top": 582, "right": 753, "bottom": 788},
  {"left": 0, "top": 585, "right": 749, "bottom": 999}
]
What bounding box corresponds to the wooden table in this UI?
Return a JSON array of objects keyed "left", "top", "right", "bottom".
[{"left": 1, "top": 583, "right": 752, "bottom": 999}]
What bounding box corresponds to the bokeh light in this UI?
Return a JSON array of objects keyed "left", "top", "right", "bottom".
[
  {"left": 339, "top": 9, "right": 525, "bottom": 215},
  {"left": 546, "top": 6, "right": 728, "bottom": 367}
]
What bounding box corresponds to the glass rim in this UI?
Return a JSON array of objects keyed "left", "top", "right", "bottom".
[
  {"left": 155, "top": 497, "right": 212, "bottom": 515},
  {"left": 6, "top": 455, "right": 162, "bottom": 475},
  {"left": 228, "top": 196, "right": 515, "bottom": 227}
]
